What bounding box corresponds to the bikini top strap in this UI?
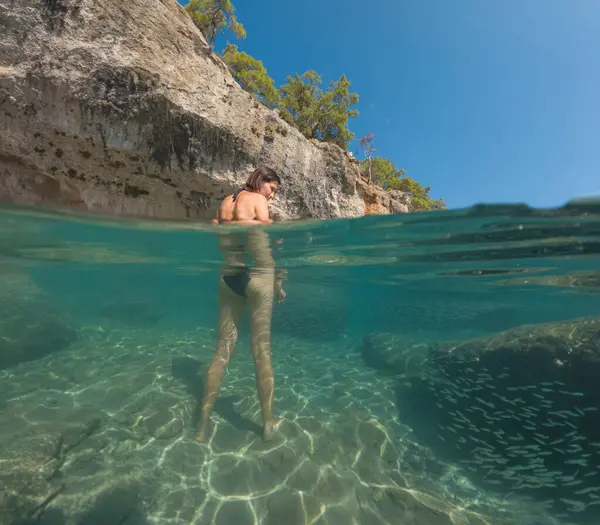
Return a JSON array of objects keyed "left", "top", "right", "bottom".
[{"left": 232, "top": 188, "right": 245, "bottom": 202}]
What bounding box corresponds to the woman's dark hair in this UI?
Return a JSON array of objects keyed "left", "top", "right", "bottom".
[{"left": 244, "top": 166, "right": 281, "bottom": 192}]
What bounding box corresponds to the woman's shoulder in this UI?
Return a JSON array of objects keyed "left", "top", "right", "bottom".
[{"left": 239, "top": 191, "right": 267, "bottom": 203}]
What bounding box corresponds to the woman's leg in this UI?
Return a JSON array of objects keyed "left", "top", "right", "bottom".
[
  {"left": 247, "top": 270, "right": 281, "bottom": 441},
  {"left": 195, "top": 279, "right": 245, "bottom": 442}
]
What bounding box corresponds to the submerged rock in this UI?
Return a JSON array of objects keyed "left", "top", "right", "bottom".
[
  {"left": 493, "top": 270, "right": 600, "bottom": 291},
  {"left": 361, "top": 333, "right": 430, "bottom": 377},
  {"left": 431, "top": 315, "right": 600, "bottom": 392},
  {"left": 390, "top": 315, "right": 600, "bottom": 522},
  {"left": 0, "top": 0, "right": 409, "bottom": 221},
  {"left": 0, "top": 266, "right": 77, "bottom": 369}
]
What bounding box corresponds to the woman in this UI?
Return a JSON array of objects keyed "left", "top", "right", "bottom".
[{"left": 196, "top": 167, "right": 286, "bottom": 443}]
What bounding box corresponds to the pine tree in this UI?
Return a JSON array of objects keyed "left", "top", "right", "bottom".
[
  {"left": 279, "top": 71, "right": 359, "bottom": 149},
  {"left": 221, "top": 44, "right": 279, "bottom": 108},
  {"left": 185, "top": 0, "right": 245, "bottom": 54},
  {"left": 360, "top": 157, "right": 446, "bottom": 211}
]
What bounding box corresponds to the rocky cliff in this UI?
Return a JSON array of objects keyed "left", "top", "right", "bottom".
[{"left": 0, "top": 0, "right": 410, "bottom": 221}]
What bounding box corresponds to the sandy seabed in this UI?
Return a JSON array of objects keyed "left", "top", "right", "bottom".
[{"left": 0, "top": 325, "right": 534, "bottom": 525}]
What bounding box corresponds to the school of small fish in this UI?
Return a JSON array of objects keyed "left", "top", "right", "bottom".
[{"left": 429, "top": 353, "right": 600, "bottom": 523}]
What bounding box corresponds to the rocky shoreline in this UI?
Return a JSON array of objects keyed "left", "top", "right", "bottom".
[{"left": 0, "top": 0, "right": 410, "bottom": 222}]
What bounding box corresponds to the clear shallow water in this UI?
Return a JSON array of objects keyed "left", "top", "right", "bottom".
[{"left": 1, "top": 201, "right": 599, "bottom": 525}]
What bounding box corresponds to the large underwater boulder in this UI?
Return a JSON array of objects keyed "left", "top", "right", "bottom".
[
  {"left": 430, "top": 315, "right": 600, "bottom": 395},
  {"left": 383, "top": 315, "right": 600, "bottom": 522},
  {"left": 361, "top": 333, "right": 431, "bottom": 377},
  {"left": 0, "top": 266, "right": 77, "bottom": 369}
]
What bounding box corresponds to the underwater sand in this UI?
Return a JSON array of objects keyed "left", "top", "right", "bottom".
[{"left": 0, "top": 324, "right": 526, "bottom": 525}]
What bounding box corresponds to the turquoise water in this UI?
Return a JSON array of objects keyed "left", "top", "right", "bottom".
[{"left": 1, "top": 201, "right": 599, "bottom": 525}]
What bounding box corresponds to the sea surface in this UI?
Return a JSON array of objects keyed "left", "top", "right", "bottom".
[{"left": 1, "top": 201, "right": 599, "bottom": 525}]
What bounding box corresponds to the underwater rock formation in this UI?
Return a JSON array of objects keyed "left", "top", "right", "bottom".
[
  {"left": 0, "top": 0, "right": 409, "bottom": 221},
  {"left": 431, "top": 315, "right": 600, "bottom": 388},
  {"left": 0, "top": 266, "right": 76, "bottom": 369},
  {"left": 492, "top": 270, "right": 600, "bottom": 292},
  {"left": 361, "top": 333, "right": 430, "bottom": 377},
  {"left": 387, "top": 315, "right": 600, "bottom": 522}
]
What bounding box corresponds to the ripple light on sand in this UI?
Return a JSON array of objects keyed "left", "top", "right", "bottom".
[{"left": 0, "top": 325, "right": 530, "bottom": 524}]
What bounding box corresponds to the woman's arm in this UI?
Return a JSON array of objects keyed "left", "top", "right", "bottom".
[{"left": 254, "top": 196, "right": 274, "bottom": 224}]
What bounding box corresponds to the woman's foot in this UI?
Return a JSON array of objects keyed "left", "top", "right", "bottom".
[{"left": 263, "top": 418, "right": 283, "bottom": 442}]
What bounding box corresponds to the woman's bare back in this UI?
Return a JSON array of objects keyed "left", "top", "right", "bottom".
[
  {"left": 217, "top": 190, "right": 272, "bottom": 225},
  {"left": 215, "top": 190, "right": 276, "bottom": 271}
]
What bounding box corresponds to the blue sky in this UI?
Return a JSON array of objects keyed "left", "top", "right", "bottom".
[{"left": 180, "top": 0, "right": 599, "bottom": 209}]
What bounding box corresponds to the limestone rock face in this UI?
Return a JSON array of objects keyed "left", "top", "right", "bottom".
[{"left": 0, "top": 0, "right": 409, "bottom": 221}]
